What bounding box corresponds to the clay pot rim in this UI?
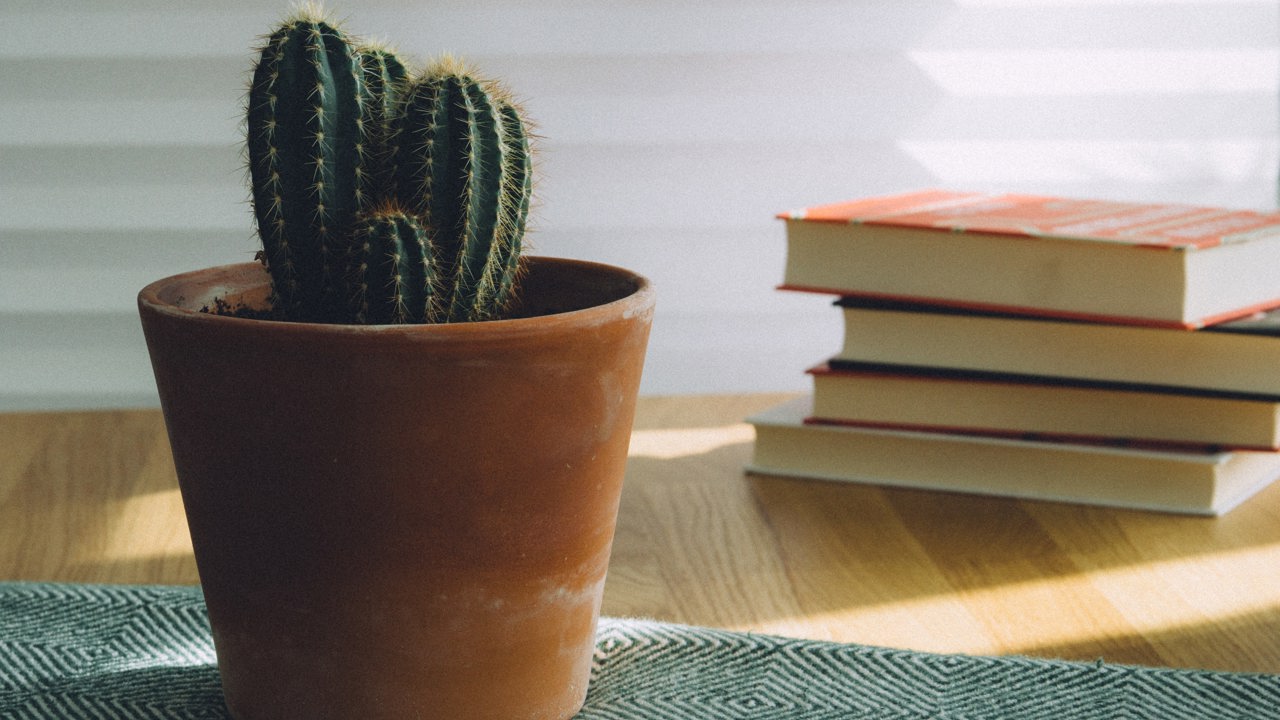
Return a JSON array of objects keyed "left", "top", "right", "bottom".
[{"left": 138, "top": 256, "right": 654, "bottom": 342}]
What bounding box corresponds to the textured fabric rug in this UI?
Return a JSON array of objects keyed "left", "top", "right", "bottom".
[{"left": 1, "top": 582, "right": 1277, "bottom": 719}]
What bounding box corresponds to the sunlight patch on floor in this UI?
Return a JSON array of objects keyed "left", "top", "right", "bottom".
[
  {"left": 628, "top": 424, "right": 755, "bottom": 460},
  {"left": 93, "top": 488, "right": 194, "bottom": 563},
  {"left": 733, "top": 540, "right": 1280, "bottom": 658}
]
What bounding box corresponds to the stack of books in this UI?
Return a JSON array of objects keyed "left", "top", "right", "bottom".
[{"left": 748, "top": 189, "right": 1280, "bottom": 515}]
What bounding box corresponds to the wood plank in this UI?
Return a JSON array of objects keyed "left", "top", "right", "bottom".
[{"left": 0, "top": 409, "right": 196, "bottom": 584}]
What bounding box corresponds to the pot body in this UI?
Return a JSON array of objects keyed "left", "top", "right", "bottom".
[{"left": 138, "top": 258, "right": 653, "bottom": 720}]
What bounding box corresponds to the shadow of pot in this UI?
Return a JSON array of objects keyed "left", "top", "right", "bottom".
[{"left": 138, "top": 257, "right": 654, "bottom": 720}]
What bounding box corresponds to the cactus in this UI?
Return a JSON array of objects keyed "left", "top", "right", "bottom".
[
  {"left": 393, "top": 58, "right": 531, "bottom": 323},
  {"left": 245, "top": 9, "right": 532, "bottom": 325},
  {"left": 347, "top": 208, "right": 435, "bottom": 324}
]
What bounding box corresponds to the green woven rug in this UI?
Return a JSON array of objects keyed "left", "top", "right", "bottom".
[{"left": 1, "top": 583, "right": 1277, "bottom": 719}]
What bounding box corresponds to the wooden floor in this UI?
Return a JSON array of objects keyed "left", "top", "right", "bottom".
[{"left": 3, "top": 394, "right": 1279, "bottom": 674}]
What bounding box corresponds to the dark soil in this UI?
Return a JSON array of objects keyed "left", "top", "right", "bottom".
[{"left": 199, "top": 297, "right": 276, "bottom": 320}]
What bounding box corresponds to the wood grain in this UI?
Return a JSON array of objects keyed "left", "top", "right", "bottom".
[{"left": 3, "top": 395, "right": 1278, "bottom": 673}]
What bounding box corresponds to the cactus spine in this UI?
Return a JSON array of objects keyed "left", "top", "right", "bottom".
[
  {"left": 246, "top": 10, "right": 533, "bottom": 325},
  {"left": 395, "top": 58, "right": 531, "bottom": 323}
]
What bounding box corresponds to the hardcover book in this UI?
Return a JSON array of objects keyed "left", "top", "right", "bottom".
[
  {"left": 809, "top": 362, "right": 1280, "bottom": 451},
  {"left": 779, "top": 190, "right": 1280, "bottom": 328},
  {"left": 836, "top": 297, "right": 1280, "bottom": 397},
  {"left": 747, "top": 397, "right": 1280, "bottom": 516}
]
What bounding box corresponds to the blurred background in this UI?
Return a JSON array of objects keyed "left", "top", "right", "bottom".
[{"left": 2, "top": 0, "right": 1277, "bottom": 410}]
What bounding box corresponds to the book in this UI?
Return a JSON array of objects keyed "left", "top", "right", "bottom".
[
  {"left": 746, "top": 396, "right": 1280, "bottom": 516},
  {"left": 778, "top": 189, "right": 1280, "bottom": 328},
  {"left": 835, "top": 297, "right": 1280, "bottom": 397},
  {"left": 809, "top": 362, "right": 1280, "bottom": 451}
]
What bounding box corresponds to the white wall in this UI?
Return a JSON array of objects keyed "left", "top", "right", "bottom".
[{"left": 2, "top": 0, "right": 1277, "bottom": 410}]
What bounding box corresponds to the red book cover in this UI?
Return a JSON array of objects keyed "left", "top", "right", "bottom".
[{"left": 779, "top": 190, "right": 1280, "bottom": 251}]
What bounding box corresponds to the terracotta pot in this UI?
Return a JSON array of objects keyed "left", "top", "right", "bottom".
[{"left": 137, "top": 257, "right": 654, "bottom": 720}]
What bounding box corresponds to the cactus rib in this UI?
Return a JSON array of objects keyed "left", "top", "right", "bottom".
[{"left": 357, "top": 45, "right": 408, "bottom": 206}]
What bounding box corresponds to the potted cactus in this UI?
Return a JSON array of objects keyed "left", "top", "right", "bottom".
[{"left": 137, "top": 8, "right": 653, "bottom": 720}]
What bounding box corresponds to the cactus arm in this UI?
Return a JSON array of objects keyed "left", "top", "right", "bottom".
[
  {"left": 394, "top": 61, "right": 532, "bottom": 322},
  {"left": 247, "top": 12, "right": 371, "bottom": 322},
  {"left": 348, "top": 209, "right": 435, "bottom": 324}
]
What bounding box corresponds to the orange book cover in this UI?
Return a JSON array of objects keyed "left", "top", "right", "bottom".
[
  {"left": 779, "top": 190, "right": 1280, "bottom": 251},
  {"left": 777, "top": 189, "right": 1280, "bottom": 327}
]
